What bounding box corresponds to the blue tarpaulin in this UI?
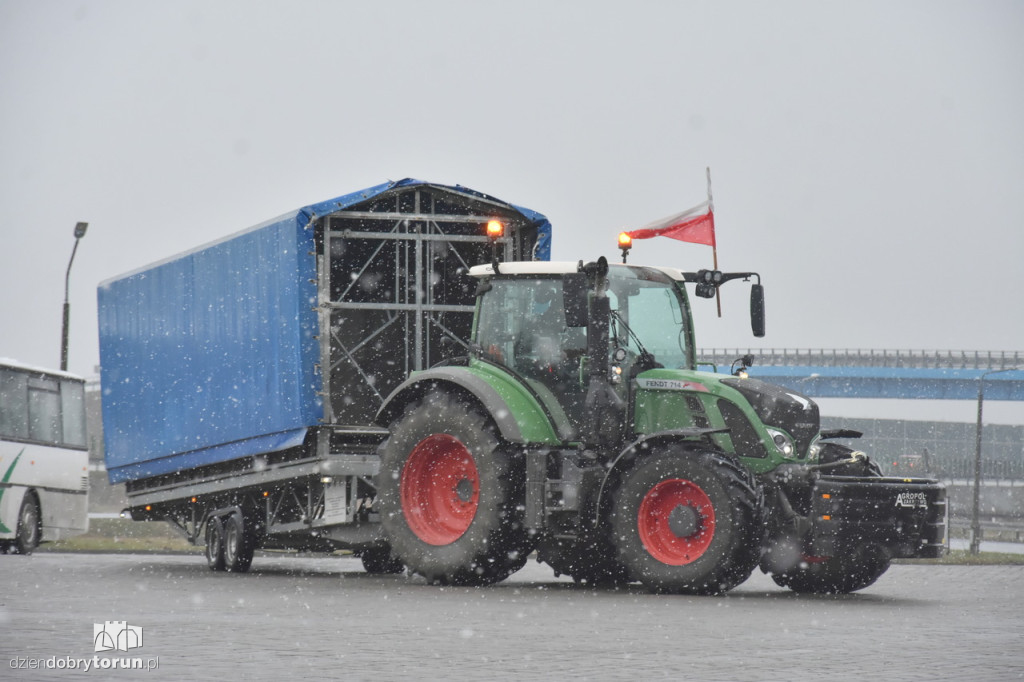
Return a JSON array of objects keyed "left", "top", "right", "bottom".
[{"left": 99, "top": 179, "right": 551, "bottom": 483}]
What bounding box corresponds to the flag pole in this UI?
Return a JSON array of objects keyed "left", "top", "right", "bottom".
[{"left": 707, "top": 167, "right": 722, "bottom": 317}]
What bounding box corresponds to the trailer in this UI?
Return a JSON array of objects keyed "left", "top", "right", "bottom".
[{"left": 99, "top": 179, "right": 551, "bottom": 571}]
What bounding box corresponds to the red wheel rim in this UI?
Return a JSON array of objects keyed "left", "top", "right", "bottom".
[
  {"left": 637, "top": 478, "right": 716, "bottom": 565},
  {"left": 400, "top": 434, "right": 480, "bottom": 545}
]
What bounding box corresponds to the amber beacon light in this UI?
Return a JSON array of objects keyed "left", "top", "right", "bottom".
[
  {"left": 487, "top": 219, "right": 505, "bottom": 273},
  {"left": 486, "top": 219, "right": 504, "bottom": 240},
  {"left": 618, "top": 232, "right": 632, "bottom": 263}
]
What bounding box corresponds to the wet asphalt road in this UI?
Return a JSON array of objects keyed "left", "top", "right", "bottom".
[{"left": 2, "top": 552, "right": 1022, "bottom": 681}]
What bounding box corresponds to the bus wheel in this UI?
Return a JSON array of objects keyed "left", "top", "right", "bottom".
[
  {"left": 223, "top": 513, "right": 255, "bottom": 573},
  {"left": 205, "top": 516, "right": 226, "bottom": 571},
  {"left": 14, "top": 493, "right": 41, "bottom": 555}
]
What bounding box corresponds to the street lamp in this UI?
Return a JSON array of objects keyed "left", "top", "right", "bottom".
[
  {"left": 60, "top": 222, "right": 88, "bottom": 371},
  {"left": 969, "top": 366, "right": 1020, "bottom": 554}
]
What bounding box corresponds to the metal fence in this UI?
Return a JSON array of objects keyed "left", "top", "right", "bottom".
[
  {"left": 699, "top": 348, "right": 1024, "bottom": 370},
  {"left": 819, "top": 416, "right": 1024, "bottom": 481}
]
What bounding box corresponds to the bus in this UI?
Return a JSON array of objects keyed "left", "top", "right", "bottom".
[{"left": 0, "top": 359, "right": 88, "bottom": 554}]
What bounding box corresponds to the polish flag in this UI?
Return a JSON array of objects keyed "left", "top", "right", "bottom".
[{"left": 625, "top": 201, "right": 715, "bottom": 247}]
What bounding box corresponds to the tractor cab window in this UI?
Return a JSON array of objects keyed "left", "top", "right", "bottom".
[
  {"left": 475, "top": 278, "right": 585, "bottom": 376},
  {"left": 607, "top": 269, "right": 691, "bottom": 370},
  {"left": 475, "top": 277, "right": 589, "bottom": 435}
]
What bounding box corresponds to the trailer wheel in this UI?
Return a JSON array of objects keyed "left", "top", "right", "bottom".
[
  {"left": 770, "top": 543, "right": 891, "bottom": 594},
  {"left": 14, "top": 492, "right": 41, "bottom": 555},
  {"left": 611, "top": 449, "right": 762, "bottom": 594},
  {"left": 205, "top": 517, "right": 226, "bottom": 572},
  {"left": 223, "top": 513, "right": 255, "bottom": 573},
  {"left": 378, "top": 391, "right": 532, "bottom": 586},
  {"left": 359, "top": 545, "right": 406, "bottom": 575}
]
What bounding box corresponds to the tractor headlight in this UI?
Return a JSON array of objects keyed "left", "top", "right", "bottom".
[
  {"left": 766, "top": 428, "right": 795, "bottom": 457},
  {"left": 808, "top": 437, "right": 822, "bottom": 462}
]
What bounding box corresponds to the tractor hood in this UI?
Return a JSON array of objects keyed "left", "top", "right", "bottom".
[{"left": 719, "top": 376, "right": 820, "bottom": 458}]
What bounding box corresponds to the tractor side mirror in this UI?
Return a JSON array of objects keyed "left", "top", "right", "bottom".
[
  {"left": 750, "top": 284, "right": 765, "bottom": 338},
  {"left": 563, "top": 273, "right": 589, "bottom": 327}
]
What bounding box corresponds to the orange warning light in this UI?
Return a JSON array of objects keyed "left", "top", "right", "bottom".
[
  {"left": 618, "top": 232, "right": 633, "bottom": 263},
  {"left": 486, "top": 220, "right": 504, "bottom": 240}
]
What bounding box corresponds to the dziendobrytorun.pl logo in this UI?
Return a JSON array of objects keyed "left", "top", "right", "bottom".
[{"left": 9, "top": 621, "right": 159, "bottom": 672}]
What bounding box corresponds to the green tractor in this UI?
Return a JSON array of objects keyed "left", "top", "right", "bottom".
[{"left": 375, "top": 256, "right": 945, "bottom": 594}]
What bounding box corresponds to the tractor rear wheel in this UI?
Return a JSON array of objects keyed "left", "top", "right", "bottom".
[
  {"left": 378, "top": 392, "right": 532, "bottom": 586},
  {"left": 611, "top": 448, "right": 762, "bottom": 594}
]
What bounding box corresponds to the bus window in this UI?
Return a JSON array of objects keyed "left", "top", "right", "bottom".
[
  {"left": 28, "top": 375, "right": 62, "bottom": 444},
  {"left": 61, "top": 379, "right": 87, "bottom": 448},
  {"left": 0, "top": 368, "right": 29, "bottom": 440}
]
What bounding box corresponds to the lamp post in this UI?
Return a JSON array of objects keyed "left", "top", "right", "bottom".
[
  {"left": 60, "top": 222, "right": 88, "bottom": 372},
  {"left": 969, "top": 366, "right": 1018, "bottom": 554}
]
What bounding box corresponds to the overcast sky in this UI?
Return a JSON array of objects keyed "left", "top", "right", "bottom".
[{"left": 2, "top": 0, "right": 1021, "bottom": 424}]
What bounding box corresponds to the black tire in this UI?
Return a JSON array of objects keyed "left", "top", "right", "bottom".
[
  {"left": 14, "top": 493, "right": 41, "bottom": 555},
  {"left": 205, "top": 516, "right": 226, "bottom": 572},
  {"left": 359, "top": 545, "right": 406, "bottom": 575},
  {"left": 537, "top": 533, "right": 632, "bottom": 588},
  {"left": 610, "top": 448, "right": 763, "bottom": 595},
  {"left": 377, "top": 391, "right": 533, "bottom": 586},
  {"left": 769, "top": 446, "right": 890, "bottom": 594},
  {"left": 223, "top": 513, "right": 255, "bottom": 573},
  {"left": 770, "top": 543, "right": 891, "bottom": 594}
]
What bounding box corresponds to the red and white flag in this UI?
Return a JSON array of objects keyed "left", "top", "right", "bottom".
[{"left": 625, "top": 200, "right": 716, "bottom": 247}]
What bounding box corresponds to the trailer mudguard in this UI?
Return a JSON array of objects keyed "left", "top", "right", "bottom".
[{"left": 376, "top": 366, "right": 564, "bottom": 445}]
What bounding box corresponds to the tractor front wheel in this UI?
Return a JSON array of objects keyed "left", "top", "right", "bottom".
[
  {"left": 770, "top": 543, "right": 891, "bottom": 594},
  {"left": 611, "top": 448, "right": 762, "bottom": 594}
]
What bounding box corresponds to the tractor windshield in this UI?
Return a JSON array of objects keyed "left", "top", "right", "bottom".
[{"left": 474, "top": 267, "right": 693, "bottom": 375}]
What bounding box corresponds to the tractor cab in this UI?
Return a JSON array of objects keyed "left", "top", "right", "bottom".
[{"left": 469, "top": 261, "right": 698, "bottom": 441}]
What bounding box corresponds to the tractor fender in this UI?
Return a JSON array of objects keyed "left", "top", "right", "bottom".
[
  {"left": 591, "top": 428, "right": 729, "bottom": 526},
  {"left": 375, "top": 367, "right": 560, "bottom": 445}
]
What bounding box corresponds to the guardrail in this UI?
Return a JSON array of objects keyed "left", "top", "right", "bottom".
[
  {"left": 698, "top": 349, "right": 1023, "bottom": 370},
  {"left": 947, "top": 516, "right": 1024, "bottom": 543}
]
